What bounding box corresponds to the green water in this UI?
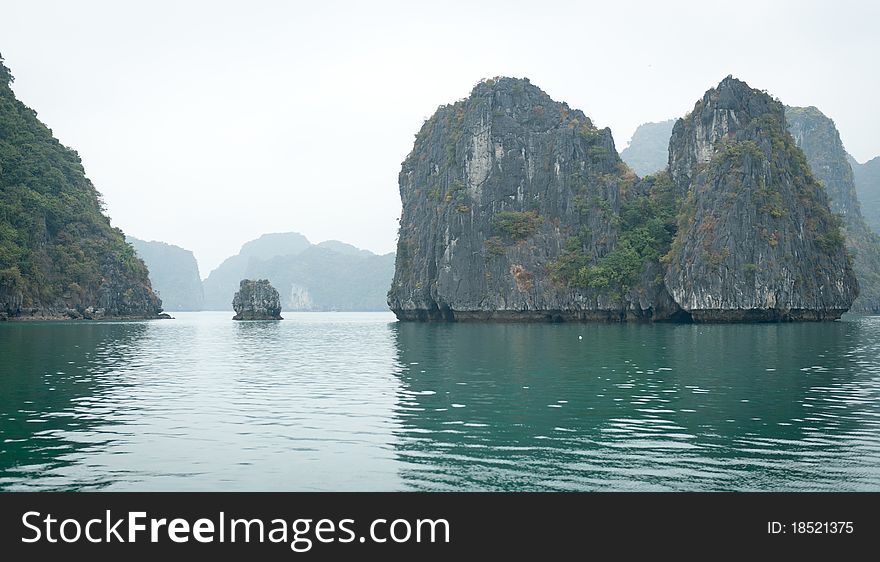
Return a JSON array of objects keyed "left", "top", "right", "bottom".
[{"left": 1, "top": 312, "right": 879, "bottom": 490}]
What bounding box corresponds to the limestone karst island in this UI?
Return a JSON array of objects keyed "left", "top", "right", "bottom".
[
  {"left": 388, "top": 76, "right": 870, "bottom": 323},
  {"left": 232, "top": 279, "right": 284, "bottom": 320}
]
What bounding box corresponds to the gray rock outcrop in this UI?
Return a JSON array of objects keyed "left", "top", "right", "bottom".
[
  {"left": 388, "top": 76, "right": 671, "bottom": 321},
  {"left": 389, "top": 76, "right": 857, "bottom": 323},
  {"left": 611, "top": 105, "right": 880, "bottom": 315},
  {"left": 664, "top": 77, "right": 857, "bottom": 321},
  {"left": 232, "top": 279, "right": 283, "bottom": 320}
]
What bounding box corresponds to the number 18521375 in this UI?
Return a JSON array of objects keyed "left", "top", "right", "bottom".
[{"left": 768, "top": 521, "right": 854, "bottom": 534}]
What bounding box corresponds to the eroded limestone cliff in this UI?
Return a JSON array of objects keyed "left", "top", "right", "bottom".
[
  {"left": 665, "top": 78, "right": 858, "bottom": 321},
  {"left": 389, "top": 76, "right": 857, "bottom": 322},
  {"left": 388, "top": 77, "right": 676, "bottom": 321}
]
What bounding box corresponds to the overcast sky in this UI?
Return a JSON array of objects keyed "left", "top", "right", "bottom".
[{"left": 3, "top": 0, "right": 878, "bottom": 277}]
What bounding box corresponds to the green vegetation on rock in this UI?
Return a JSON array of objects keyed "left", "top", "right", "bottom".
[
  {"left": 490, "top": 211, "right": 543, "bottom": 242},
  {"left": 550, "top": 171, "right": 678, "bottom": 296},
  {"left": 0, "top": 54, "right": 161, "bottom": 318},
  {"left": 391, "top": 75, "right": 857, "bottom": 322}
]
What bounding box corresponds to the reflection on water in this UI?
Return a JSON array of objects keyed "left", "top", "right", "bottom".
[
  {"left": 1, "top": 313, "right": 403, "bottom": 490},
  {"left": 391, "top": 320, "right": 880, "bottom": 490},
  {"left": 1, "top": 313, "right": 879, "bottom": 490},
  {"left": 0, "top": 322, "right": 147, "bottom": 489}
]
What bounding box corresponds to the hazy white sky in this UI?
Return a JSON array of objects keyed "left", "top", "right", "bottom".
[{"left": 2, "top": 0, "right": 878, "bottom": 277}]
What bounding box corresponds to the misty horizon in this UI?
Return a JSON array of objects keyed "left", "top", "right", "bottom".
[{"left": 129, "top": 231, "right": 392, "bottom": 281}]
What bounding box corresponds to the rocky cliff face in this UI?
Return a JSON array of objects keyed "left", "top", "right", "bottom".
[
  {"left": 390, "top": 76, "right": 857, "bottom": 322},
  {"left": 388, "top": 77, "right": 677, "bottom": 321},
  {"left": 127, "top": 236, "right": 205, "bottom": 311},
  {"left": 0, "top": 54, "right": 163, "bottom": 320},
  {"left": 232, "top": 279, "right": 282, "bottom": 320},
  {"left": 665, "top": 78, "right": 857, "bottom": 321},
  {"left": 786, "top": 107, "right": 880, "bottom": 313},
  {"left": 620, "top": 119, "right": 675, "bottom": 177}
]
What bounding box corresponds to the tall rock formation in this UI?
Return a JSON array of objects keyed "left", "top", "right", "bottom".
[
  {"left": 232, "top": 279, "right": 283, "bottom": 320},
  {"left": 665, "top": 78, "right": 857, "bottom": 321},
  {"left": 786, "top": 107, "right": 880, "bottom": 313},
  {"left": 390, "top": 76, "right": 857, "bottom": 322},
  {"left": 620, "top": 119, "right": 675, "bottom": 176},
  {"left": 617, "top": 108, "right": 880, "bottom": 315},
  {"left": 388, "top": 77, "right": 675, "bottom": 321},
  {"left": 0, "top": 54, "right": 163, "bottom": 320},
  {"left": 127, "top": 236, "right": 205, "bottom": 311}
]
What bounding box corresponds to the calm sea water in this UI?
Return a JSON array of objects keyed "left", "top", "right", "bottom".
[{"left": 1, "top": 312, "right": 879, "bottom": 491}]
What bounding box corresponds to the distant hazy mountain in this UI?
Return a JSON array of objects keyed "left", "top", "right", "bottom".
[
  {"left": 619, "top": 119, "right": 675, "bottom": 176},
  {"left": 851, "top": 156, "right": 880, "bottom": 235},
  {"left": 203, "top": 232, "right": 394, "bottom": 311},
  {"left": 238, "top": 232, "right": 312, "bottom": 260},
  {"left": 250, "top": 246, "right": 395, "bottom": 311},
  {"left": 787, "top": 106, "right": 880, "bottom": 313},
  {"left": 127, "top": 237, "right": 204, "bottom": 311},
  {"left": 316, "top": 240, "right": 373, "bottom": 257},
  {"left": 202, "top": 232, "right": 311, "bottom": 310}
]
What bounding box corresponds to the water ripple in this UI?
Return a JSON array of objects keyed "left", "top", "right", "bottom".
[{"left": 1, "top": 313, "right": 880, "bottom": 491}]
